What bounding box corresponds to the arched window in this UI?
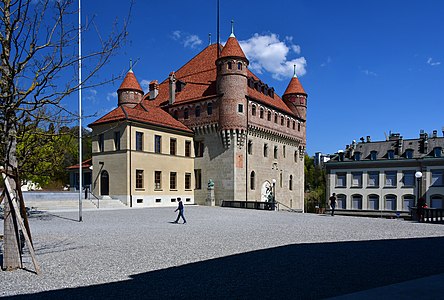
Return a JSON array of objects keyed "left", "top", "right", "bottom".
[
  {"left": 292, "top": 120, "right": 295, "bottom": 129},
  {"left": 184, "top": 108, "right": 189, "bottom": 119},
  {"left": 260, "top": 107, "right": 264, "bottom": 119},
  {"left": 281, "top": 116, "right": 284, "bottom": 125},
  {"left": 227, "top": 61, "right": 232, "bottom": 69},
  {"left": 403, "top": 195, "right": 414, "bottom": 211},
  {"left": 173, "top": 110, "right": 178, "bottom": 120},
  {"left": 274, "top": 113, "right": 278, "bottom": 123},
  {"left": 298, "top": 122, "right": 301, "bottom": 131},
  {"left": 289, "top": 175, "right": 293, "bottom": 190},
  {"left": 207, "top": 103, "right": 213, "bottom": 115},
  {"left": 274, "top": 146, "right": 278, "bottom": 159},
  {"left": 248, "top": 140, "right": 253, "bottom": 155},
  {"left": 368, "top": 194, "right": 379, "bottom": 210},
  {"left": 251, "top": 105, "right": 256, "bottom": 116},
  {"left": 267, "top": 111, "right": 271, "bottom": 121},
  {"left": 287, "top": 118, "right": 290, "bottom": 128},
  {"left": 352, "top": 194, "right": 363, "bottom": 209},
  {"left": 195, "top": 106, "right": 201, "bottom": 117},
  {"left": 250, "top": 171, "right": 255, "bottom": 190},
  {"left": 294, "top": 151, "right": 298, "bottom": 163},
  {"left": 385, "top": 195, "right": 397, "bottom": 210},
  {"left": 237, "top": 62, "right": 242, "bottom": 70},
  {"left": 264, "top": 144, "right": 268, "bottom": 157},
  {"left": 337, "top": 194, "right": 346, "bottom": 209}
]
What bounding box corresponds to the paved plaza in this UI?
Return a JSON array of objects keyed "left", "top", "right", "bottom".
[{"left": 1, "top": 206, "right": 444, "bottom": 299}]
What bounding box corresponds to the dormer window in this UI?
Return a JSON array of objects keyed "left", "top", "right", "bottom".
[
  {"left": 387, "top": 150, "right": 395, "bottom": 160},
  {"left": 370, "top": 151, "right": 377, "bottom": 161},
  {"left": 354, "top": 152, "right": 361, "bottom": 161},
  {"left": 338, "top": 151, "right": 345, "bottom": 162},
  {"left": 434, "top": 147, "right": 442, "bottom": 158},
  {"left": 405, "top": 149, "right": 414, "bottom": 159}
]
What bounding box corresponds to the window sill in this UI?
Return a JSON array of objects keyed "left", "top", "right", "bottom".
[
  {"left": 154, "top": 189, "right": 163, "bottom": 191},
  {"left": 135, "top": 188, "right": 145, "bottom": 191},
  {"left": 170, "top": 189, "right": 178, "bottom": 191},
  {"left": 366, "top": 186, "right": 379, "bottom": 189}
]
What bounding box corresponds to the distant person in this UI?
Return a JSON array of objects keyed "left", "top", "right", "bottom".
[
  {"left": 173, "top": 198, "right": 186, "bottom": 224},
  {"left": 329, "top": 193, "right": 337, "bottom": 216},
  {"left": 417, "top": 197, "right": 427, "bottom": 222}
]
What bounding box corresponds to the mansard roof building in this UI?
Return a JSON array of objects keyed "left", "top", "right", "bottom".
[
  {"left": 325, "top": 131, "right": 444, "bottom": 215},
  {"left": 89, "top": 32, "right": 308, "bottom": 210}
]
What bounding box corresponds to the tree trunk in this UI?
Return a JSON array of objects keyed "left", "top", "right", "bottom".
[{"left": 3, "top": 121, "right": 22, "bottom": 270}]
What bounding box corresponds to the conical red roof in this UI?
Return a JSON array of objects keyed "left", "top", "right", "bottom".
[
  {"left": 283, "top": 76, "right": 306, "bottom": 95},
  {"left": 118, "top": 70, "right": 143, "bottom": 93},
  {"left": 220, "top": 36, "right": 247, "bottom": 59}
]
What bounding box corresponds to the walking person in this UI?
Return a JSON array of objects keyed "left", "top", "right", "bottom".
[
  {"left": 173, "top": 197, "right": 186, "bottom": 224},
  {"left": 329, "top": 193, "right": 337, "bottom": 216}
]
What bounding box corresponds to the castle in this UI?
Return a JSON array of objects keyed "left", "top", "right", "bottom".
[{"left": 89, "top": 30, "right": 308, "bottom": 210}]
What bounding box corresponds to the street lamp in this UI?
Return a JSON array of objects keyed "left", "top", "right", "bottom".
[
  {"left": 415, "top": 171, "right": 423, "bottom": 207},
  {"left": 272, "top": 179, "right": 276, "bottom": 210}
]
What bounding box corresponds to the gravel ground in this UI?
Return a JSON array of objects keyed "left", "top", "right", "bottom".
[{"left": 1, "top": 207, "right": 444, "bottom": 299}]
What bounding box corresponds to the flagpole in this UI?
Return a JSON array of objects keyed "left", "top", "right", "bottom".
[{"left": 78, "top": 0, "right": 83, "bottom": 222}]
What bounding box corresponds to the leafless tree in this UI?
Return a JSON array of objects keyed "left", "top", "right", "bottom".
[{"left": 1, "top": 0, "right": 131, "bottom": 271}]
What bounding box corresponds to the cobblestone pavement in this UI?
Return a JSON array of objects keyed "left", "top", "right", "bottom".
[{"left": 1, "top": 207, "right": 444, "bottom": 299}]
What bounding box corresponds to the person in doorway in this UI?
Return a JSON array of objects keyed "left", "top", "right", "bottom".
[
  {"left": 173, "top": 198, "right": 186, "bottom": 224},
  {"left": 329, "top": 193, "right": 337, "bottom": 216}
]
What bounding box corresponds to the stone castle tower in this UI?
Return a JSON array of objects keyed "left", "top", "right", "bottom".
[{"left": 117, "top": 69, "right": 144, "bottom": 108}]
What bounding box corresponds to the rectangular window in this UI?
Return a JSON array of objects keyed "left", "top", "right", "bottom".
[
  {"left": 155, "top": 135, "right": 162, "bottom": 153},
  {"left": 274, "top": 146, "right": 278, "bottom": 159},
  {"left": 194, "top": 141, "right": 204, "bottom": 157},
  {"left": 247, "top": 140, "right": 253, "bottom": 155},
  {"left": 170, "top": 172, "right": 177, "bottom": 190},
  {"left": 367, "top": 172, "right": 379, "bottom": 187},
  {"left": 238, "top": 104, "right": 244, "bottom": 113},
  {"left": 136, "top": 132, "right": 143, "bottom": 151},
  {"left": 264, "top": 144, "right": 268, "bottom": 157},
  {"left": 154, "top": 171, "right": 161, "bottom": 190},
  {"left": 431, "top": 170, "right": 444, "bottom": 186},
  {"left": 336, "top": 173, "right": 346, "bottom": 187},
  {"left": 185, "top": 173, "right": 191, "bottom": 190},
  {"left": 402, "top": 171, "right": 415, "bottom": 187},
  {"left": 385, "top": 171, "right": 397, "bottom": 187},
  {"left": 185, "top": 141, "right": 191, "bottom": 157},
  {"left": 98, "top": 134, "right": 105, "bottom": 152},
  {"left": 136, "top": 170, "right": 144, "bottom": 189},
  {"left": 351, "top": 172, "right": 362, "bottom": 187},
  {"left": 170, "top": 138, "right": 176, "bottom": 155},
  {"left": 114, "top": 131, "right": 120, "bottom": 151},
  {"left": 194, "top": 169, "right": 202, "bottom": 190}
]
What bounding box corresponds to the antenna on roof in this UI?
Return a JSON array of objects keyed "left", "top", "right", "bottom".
[
  {"left": 217, "top": 0, "right": 220, "bottom": 58},
  {"left": 293, "top": 64, "right": 298, "bottom": 78}
]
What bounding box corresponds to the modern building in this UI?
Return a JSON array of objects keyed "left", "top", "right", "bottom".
[
  {"left": 89, "top": 30, "right": 308, "bottom": 209},
  {"left": 325, "top": 131, "right": 444, "bottom": 215}
]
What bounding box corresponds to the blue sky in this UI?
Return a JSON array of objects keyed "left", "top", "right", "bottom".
[{"left": 74, "top": 0, "right": 444, "bottom": 155}]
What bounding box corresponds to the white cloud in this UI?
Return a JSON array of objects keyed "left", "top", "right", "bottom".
[
  {"left": 85, "top": 89, "right": 98, "bottom": 102},
  {"left": 107, "top": 92, "right": 117, "bottom": 102},
  {"left": 362, "top": 69, "right": 377, "bottom": 77},
  {"left": 239, "top": 33, "right": 307, "bottom": 80},
  {"left": 320, "top": 56, "right": 332, "bottom": 67},
  {"left": 171, "top": 31, "right": 202, "bottom": 49},
  {"left": 427, "top": 57, "right": 441, "bottom": 66},
  {"left": 140, "top": 79, "right": 151, "bottom": 93}
]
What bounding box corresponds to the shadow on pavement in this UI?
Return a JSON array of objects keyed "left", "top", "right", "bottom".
[{"left": 6, "top": 236, "right": 444, "bottom": 299}]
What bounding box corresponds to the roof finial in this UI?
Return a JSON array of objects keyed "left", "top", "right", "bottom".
[
  {"left": 208, "top": 33, "right": 212, "bottom": 46},
  {"left": 293, "top": 64, "right": 298, "bottom": 78},
  {"left": 129, "top": 58, "right": 133, "bottom": 72},
  {"left": 230, "top": 20, "right": 235, "bottom": 37}
]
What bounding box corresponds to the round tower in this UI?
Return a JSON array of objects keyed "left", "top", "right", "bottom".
[
  {"left": 282, "top": 66, "right": 308, "bottom": 121},
  {"left": 216, "top": 24, "right": 249, "bottom": 134},
  {"left": 117, "top": 69, "right": 144, "bottom": 108}
]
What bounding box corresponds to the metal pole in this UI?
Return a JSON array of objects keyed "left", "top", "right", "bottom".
[{"left": 78, "top": 0, "right": 83, "bottom": 222}]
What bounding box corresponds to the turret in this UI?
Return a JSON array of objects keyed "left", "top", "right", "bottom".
[
  {"left": 216, "top": 22, "right": 249, "bottom": 134},
  {"left": 117, "top": 68, "right": 144, "bottom": 108},
  {"left": 282, "top": 65, "right": 307, "bottom": 121}
]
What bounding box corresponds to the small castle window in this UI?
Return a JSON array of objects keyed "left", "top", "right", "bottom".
[
  {"left": 252, "top": 105, "right": 256, "bottom": 116},
  {"left": 238, "top": 104, "right": 244, "bottom": 113},
  {"left": 173, "top": 110, "right": 178, "bottom": 120},
  {"left": 281, "top": 116, "right": 284, "bottom": 126},
  {"left": 227, "top": 62, "right": 232, "bottom": 69},
  {"left": 238, "top": 62, "right": 242, "bottom": 70},
  {"left": 207, "top": 103, "right": 213, "bottom": 115},
  {"left": 195, "top": 106, "right": 201, "bottom": 117},
  {"left": 260, "top": 107, "right": 264, "bottom": 119},
  {"left": 370, "top": 151, "right": 378, "bottom": 160},
  {"left": 267, "top": 111, "right": 271, "bottom": 121},
  {"left": 184, "top": 108, "right": 189, "bottom": 119},
  {"left": 287, "top": 118, "right": 290, "bottom": 128},
  {"left": 298, "top": 123, "right": 301, "bottom": 131},
  {"left": 274, "top": 113, "right": 278, "bottom": 123},
  {"left": 292, "top": 120, "right": 296, "bottom": 130}
]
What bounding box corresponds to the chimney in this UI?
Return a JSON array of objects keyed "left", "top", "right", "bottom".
[
  {"left": 397, "top": 136, "right": 403, "bottom": 155},
  {"left": 366, "top": 136, "right": 371, "bottom": 143},
  {"left": 149, "top": 80, "right": 159, "bottom": 100},
  {"left": 432, "top": 130, "right": 438, "bottom": 138},
  {"left": 169, "top": 72, "right": 176, "bottom": 105}
]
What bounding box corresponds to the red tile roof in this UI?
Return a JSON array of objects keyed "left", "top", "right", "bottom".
[
  {"left": 220, "top": 36, "right": 247, "bottom": 59},
  {"left": 283, "top": 76, "right": 306, "bottom": 96},
  {"left": 67, "top": 158, "right": 92, "bottom": 170},
  {"left": 118, "top": 70, "right": 143, "bottom": 93},
  {"left": 89, "top": 104, "right": 193, "bottom": 133}
]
